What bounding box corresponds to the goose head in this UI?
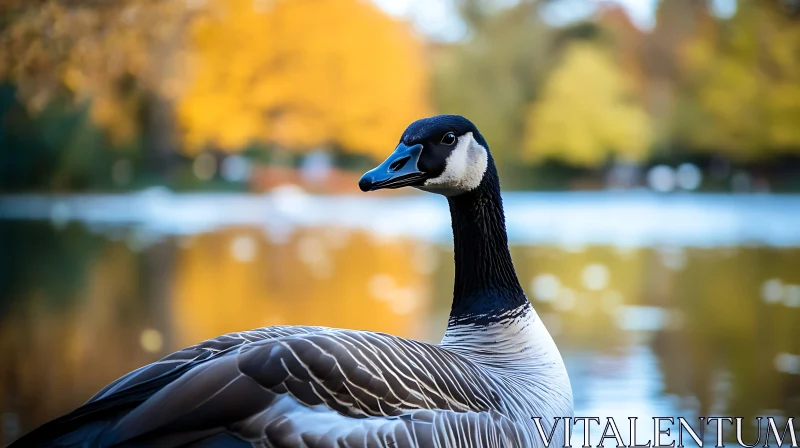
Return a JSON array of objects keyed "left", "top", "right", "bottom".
[{"left": 359, "top": 115, "right": 490, "bottom": 197}]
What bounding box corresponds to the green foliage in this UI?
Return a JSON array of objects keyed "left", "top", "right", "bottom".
[
  {"left": 2, "top": 0, "right": 800, "bottom": 191},
  {"left": 431, "top": 1, "right": 553, "bottom": 171},
  {"left": 0, "top": 84, "right": 124, "bottom": 191},
  {"left": 523, "top": 42, "right": 651, "bottom": 166},
  {"left": 676, "top": 0, "right": 800, "bottom": 159}
]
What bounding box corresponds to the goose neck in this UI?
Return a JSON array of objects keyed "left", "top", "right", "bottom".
[{"left": 446, "top": 169, "right": 527, "bottom": 324}]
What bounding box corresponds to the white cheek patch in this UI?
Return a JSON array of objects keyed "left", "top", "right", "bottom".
[{"left": 422, "top": 132, "right": 488, "bottom": 195}]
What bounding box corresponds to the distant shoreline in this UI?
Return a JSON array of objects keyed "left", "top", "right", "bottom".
[{"left": 1, "top": 191, "right": 799, "bottom": 247}]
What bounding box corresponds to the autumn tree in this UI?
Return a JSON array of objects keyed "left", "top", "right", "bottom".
[
  {"left": 1, "top": 0, "right": 428, "bottom": 166},
  {"left": 0, "top": 1, "right": 192, "bottom": 139},
  {"left": 677, "top": 0, "right": 800, "bottom": 159},
  {"left": 431, "top": 0, "right": 553, "bottom": 169},
  {"left": 523, "top": 43, "right": 652, "bottom": 167},
  {"left": 0, "top": 0, "right": 195, "bottom": 185},
  {"left": 177, "top": 0, "right": 429, "bottom": 159}
]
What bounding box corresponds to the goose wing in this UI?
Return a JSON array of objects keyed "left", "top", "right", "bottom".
[
  {"left": 15, "top": 329, "right": 521, "bottom": 447},
  {"left": 88, "top": 325, "right": 326, "bottom": 402}
]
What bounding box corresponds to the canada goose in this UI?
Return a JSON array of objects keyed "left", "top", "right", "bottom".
[{"left": 14, "top": 115, "right": 573, "bottom": 447}]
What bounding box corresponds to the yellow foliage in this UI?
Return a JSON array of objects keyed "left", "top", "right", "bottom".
[
  {"left": 679, "top": 0, "right": 800, "bottom": 158},
  {"left": 177, "top": 0, "right": 429, "bottom": 157},
  {"left": 1, "top": 0, "right": 427, "bottom": 157},
  {"left": 0, "top": 0, "right": 189, "bottom": 144},
  {"left": 523, "top": 43, "right": 652, "bottom": 167}
]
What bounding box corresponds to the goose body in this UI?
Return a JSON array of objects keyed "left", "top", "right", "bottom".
[{"left": 14, "top": 115, "right": 573, "bottom": 447}]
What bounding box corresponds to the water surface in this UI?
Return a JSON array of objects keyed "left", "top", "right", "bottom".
[{"left": 1, "top": 193, "right": 798, "bottom": 445}]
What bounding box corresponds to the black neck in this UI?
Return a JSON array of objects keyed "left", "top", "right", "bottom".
[{"left": 446, "top": 160, "right": 527, "bottom": 325}]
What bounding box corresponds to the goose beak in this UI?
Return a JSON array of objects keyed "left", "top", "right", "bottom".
[{"left": 359, "top": 143, "right": 426, "bottom": 192}]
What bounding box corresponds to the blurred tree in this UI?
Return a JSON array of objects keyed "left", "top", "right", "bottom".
[
  {"left": 523, "top": 43, "right": 651, "bottom": 166},
  {"left": 0, "top": 0, "right": 192, "bottom": 180},
  {"left": 640, "top": 0, "right": 712, "bottom": 154},
  {"left": 3, "top": 0, "right": 799, "bottom": 190},
  {"left": 596, "top": 5, "right": 647, "bottom": 99},
  {"left": 177, "top": 0, "right": 428, "bottom": 158},
  {"left": 678, "top": 0, "right": 800, "bottom": 159},
  {"left": 431, "top": 0, "right": 553, "bottom": 171},
  {"left": 1, "top": 0, "right": 428, "bottom": 187},
  {"left": 0, "top": 1, "right": 190, "bottom": 140},
  {"left": 0, "top": 86, "right": 117, "bottom": 191},
  {"left": 644, "top": 0, "right": 710, "bottom": 83}
]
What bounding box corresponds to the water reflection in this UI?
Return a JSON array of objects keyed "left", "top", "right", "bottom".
[
  {"left": 171, "top": 228, "right": 431, "bottom": 349},
  {"left": 1, "top": 220, "right": 799, "bottom": 444}
]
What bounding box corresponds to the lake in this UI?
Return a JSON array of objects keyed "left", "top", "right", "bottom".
[{"left": 1, "top": 191, "right": 799, "bottom": 445}]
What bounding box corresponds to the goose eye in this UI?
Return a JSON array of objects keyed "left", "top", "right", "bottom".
[{"left": 441, "top": 132, "right": 457, "bottom": 146}]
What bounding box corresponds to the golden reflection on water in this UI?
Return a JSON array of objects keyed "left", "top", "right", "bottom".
[
  {"left": 171, "top": 227, "right": 432, "bottom": 349},
  {"left": 1, "top": 222, "right": 799, "bottom": 443},
  {"left": 0, "top": 224, "right": 435, "bottom": 442}
]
